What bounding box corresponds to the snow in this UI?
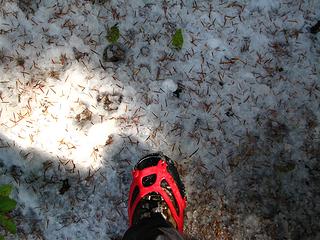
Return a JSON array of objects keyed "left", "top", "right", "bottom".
[{"left": 0, "top": 0, "right": 319, "bottom": 239}]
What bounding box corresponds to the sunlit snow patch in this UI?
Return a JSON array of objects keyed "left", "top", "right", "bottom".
[{"left": 1, "top": 65, "right": 119, "bottom": 170}]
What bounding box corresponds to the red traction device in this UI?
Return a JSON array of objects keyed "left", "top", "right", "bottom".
[{"left": 128, "top": 154, "right": 187, "bottom": 233}]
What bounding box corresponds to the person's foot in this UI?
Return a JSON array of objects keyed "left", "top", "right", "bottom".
[{"left": 128, "top": 153, "right": 187, "bottom": 233}]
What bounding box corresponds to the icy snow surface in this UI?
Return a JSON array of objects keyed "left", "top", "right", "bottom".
[{"left": 0, "top": 0, "right": 319, "bottom": 239}]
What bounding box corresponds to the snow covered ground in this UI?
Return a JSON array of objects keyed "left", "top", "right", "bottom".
[{"left": 0, "top": 0, "right": 319, "bottom": 239}]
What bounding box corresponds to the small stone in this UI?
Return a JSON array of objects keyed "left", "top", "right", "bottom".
[
  {"left": 173, "top": 87, "right": 183, "bottom": 98},
  {"left": 310, "top": 20, "right": 320, "bottom": 34},
  {"left": 102, "top": 44, "right": 125, "bottom": 63},
  {"left": 140, "top": 46, "right": 150, "bottom": 57},
  {"left": 16, "top": 56, "right": 25, "bottom": 67},
  {"left": 225, "top": 108, "right": 234, "bottom": 117},
  {"left": 162, "top": 79, "right": 177, "bottom": 92},
  {"left": 59, "top": 179, "right": 70, "bottom": 195},
  {"left": 150, "top": 39, "right": 156, "bottom": 45}
]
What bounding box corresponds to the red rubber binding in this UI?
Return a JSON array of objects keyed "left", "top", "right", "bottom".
[{"left": 128, "top": 154, "right": 187, "bottom": 233}]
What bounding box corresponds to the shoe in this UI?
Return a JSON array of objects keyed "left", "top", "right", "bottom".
[{"left": 128, "top": 153, "right": 187, "bottom": 233}]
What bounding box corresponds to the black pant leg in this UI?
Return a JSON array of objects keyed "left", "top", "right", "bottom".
[{"left": 122, "top": 214, "right": 184, "bottom": 240}]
